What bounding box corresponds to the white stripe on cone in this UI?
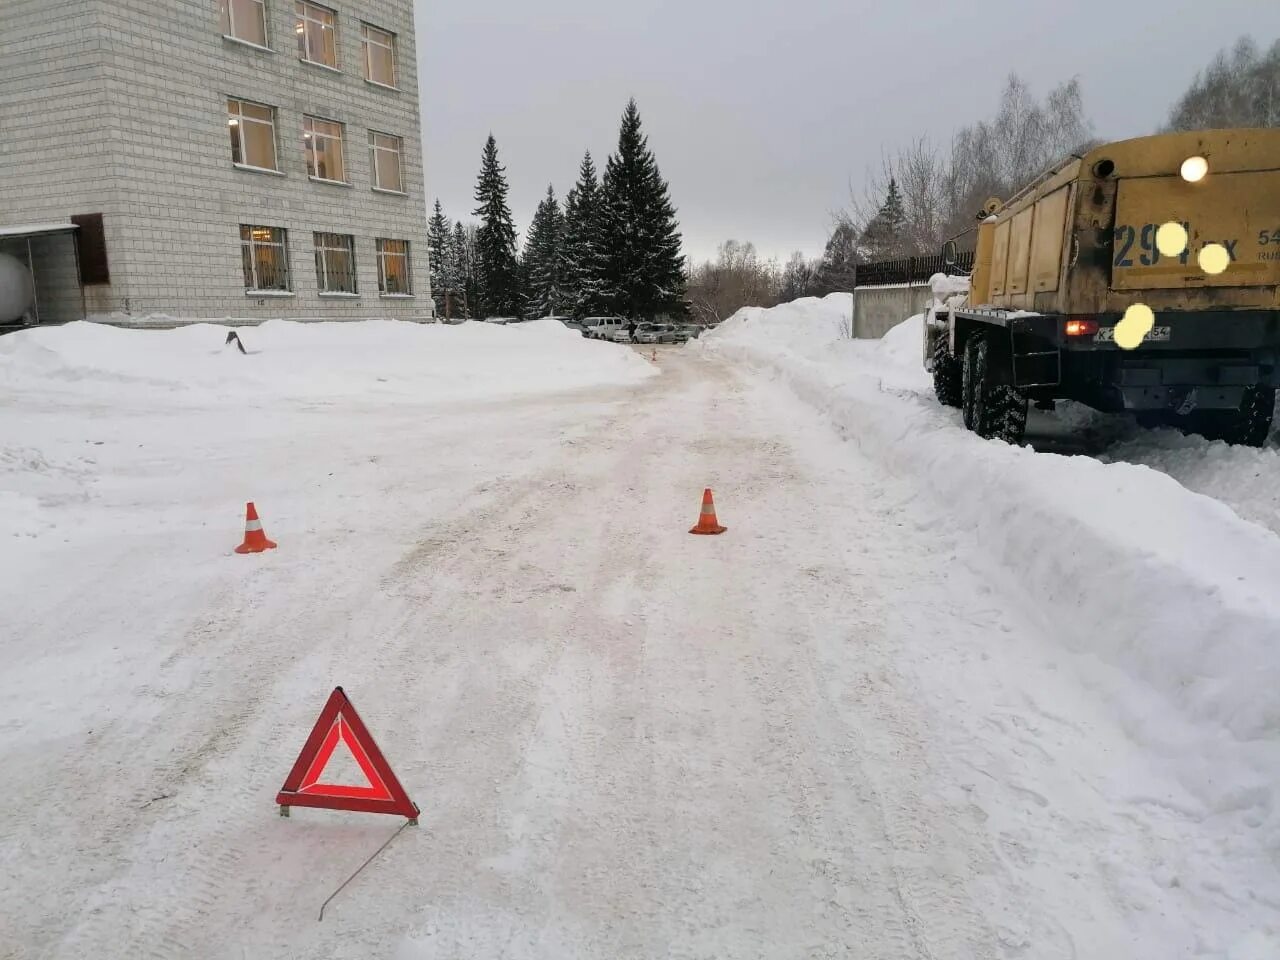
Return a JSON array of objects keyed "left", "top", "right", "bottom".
[{"left": 245, "top": 519, "right": 263, "bottom": 531}]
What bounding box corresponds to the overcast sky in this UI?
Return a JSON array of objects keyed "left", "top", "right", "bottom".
[{"left": 415, "top": 0, "right": 1280, "bottom": 265}]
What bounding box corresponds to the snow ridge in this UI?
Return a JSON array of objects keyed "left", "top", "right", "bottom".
[{"left": 698, "top": 296, "right": 1280, "bottom": 823}]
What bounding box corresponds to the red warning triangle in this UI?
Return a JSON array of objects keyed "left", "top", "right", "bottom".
[{"left": 276, "top": 687, "right": 419, "bottom": 820}]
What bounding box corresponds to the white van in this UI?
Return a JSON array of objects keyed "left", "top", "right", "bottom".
[{"left": 584, "top": 316, "right": 626, "bottom": 340}]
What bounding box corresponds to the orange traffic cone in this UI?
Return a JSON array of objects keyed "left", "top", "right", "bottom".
[
  {"left": 689, "top": 488, "right": 727, "bottom": 535},
  {"left": 235, "top": 501, "right": 277, "bottom": 554},
  {"left": 651, "top": 348, "right": 657, "bottom": 362}
]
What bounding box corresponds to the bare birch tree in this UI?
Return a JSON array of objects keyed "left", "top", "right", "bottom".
[{"left": 1166, "top": 37, "right": 1280, "bottom": 131}]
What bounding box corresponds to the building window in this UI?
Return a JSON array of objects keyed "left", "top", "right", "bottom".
[
  {"left": 361, "top": 24, "right": 397, "bottom": 88},
  {"left": 314, "top": 233, "right": 358, "bottom": 294},
  {"left": 368, "top": 132, "right": 404, "bottom": 192},
  {"left": 220, "top": 0, "right": 268, "bottom": 48},
  {"left": 376, "top": 239, "right": 411, "bottom": 295},
  {"left": 303, "top": 116, "right": 346, "bottom": 182},
  {"left": 228, "top": 99, "right": 279, "bottom": 171},
  {"left": 240, "top": 225, "right": 291, "bottom": 292},
  {"left": 295, "top": 1, "right": 337, "bottom": 68}
]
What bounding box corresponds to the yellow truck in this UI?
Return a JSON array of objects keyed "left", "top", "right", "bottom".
[{"left": 927, "top": 128, "right": 1280, "bottom": 446}]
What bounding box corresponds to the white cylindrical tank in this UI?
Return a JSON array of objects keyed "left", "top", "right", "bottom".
[{"left": 0, "top": 253, "right": 36, "bottom": 323}]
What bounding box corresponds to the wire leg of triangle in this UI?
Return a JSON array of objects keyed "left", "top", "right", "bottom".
[{"left": 318, "top": 818, "right": 416, "bottom": 921}]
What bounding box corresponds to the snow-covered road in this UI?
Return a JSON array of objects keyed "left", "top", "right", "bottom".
[{"left": 4, "top": 331, "right": 1276, "bottom": 958}]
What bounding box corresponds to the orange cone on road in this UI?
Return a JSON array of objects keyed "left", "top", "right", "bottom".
[
  {"left": 689, "top": 488, "right": 727, "bottom": 535},
  {"left": 235, "top": 501, "right": 278, "bottom": 554},
  {"left": 651, "top": 348, "right": 657, "bottom": 362}
]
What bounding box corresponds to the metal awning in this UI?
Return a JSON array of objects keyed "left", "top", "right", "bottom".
[
  {"left": 0, "top": 222, "right": 79, "bottom": 239},
  {"left": 0, "top": 224, "right": 84, "bottom": 326}
]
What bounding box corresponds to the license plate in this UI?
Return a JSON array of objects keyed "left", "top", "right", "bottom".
[{"left": 1094, "top": 325, "right": 1171, "bottom": 344}]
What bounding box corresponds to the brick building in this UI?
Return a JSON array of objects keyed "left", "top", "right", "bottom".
[{"left": 0, "top": 0, "right": 433, "bottom": 324}]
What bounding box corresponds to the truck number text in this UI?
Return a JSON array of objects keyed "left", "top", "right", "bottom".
[{"left": 1113, "top": 223, "right": 1249, "bottom": 268}]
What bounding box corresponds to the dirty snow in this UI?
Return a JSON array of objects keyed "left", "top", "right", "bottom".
[{"left": 2, "top": 310, "right": 1277, "bottom": 959}]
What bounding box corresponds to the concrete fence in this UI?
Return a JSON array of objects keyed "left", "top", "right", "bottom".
[{"left": 852, "top": 282, "right": 933, "bottom": 339}]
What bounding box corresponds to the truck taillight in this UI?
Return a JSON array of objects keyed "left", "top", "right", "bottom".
[{"left": 1064, "top": 318, "right": 1099, "bottom": 337}]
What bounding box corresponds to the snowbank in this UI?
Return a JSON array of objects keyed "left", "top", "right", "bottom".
[
  {"left": 697, "top": 295, "right": 1280, "bottom": 818},
  {"left": 0, "top": 317, "right": 655, "bottom": 405}
]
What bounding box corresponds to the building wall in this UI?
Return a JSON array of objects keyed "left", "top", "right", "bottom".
[
  {"left": 853, "top": 283, "right": 933, "bottom": 339},
  {"left": 0, "top": 0, "right": 433, "bottom": 322},
  {"left": 0, "top": 1, "right": 122, "bottom": 316}
]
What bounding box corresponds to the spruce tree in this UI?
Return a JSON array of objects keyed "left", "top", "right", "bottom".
[
  {"left": 561, "top": 152, "right": 606, "bottom": 318},
  {"left": 450, "top": 221, "right": 477, "bottom": 318},
  {"left": 857, "top": 178, "right": 908, "bottom": 262},
  {"left": 427, "top": 199, "right": 452, "bottom": 316},
  {"left": 599, "top": 100, "right": 686, "bottom": 320},
  {"left": 472, "top": 134, "right": 521, "bottom": 317},
  {"left": 522, "top": 185, "right": 566, "bottom": 319},
  {"left": 882, "top": 178, "right": 906, "bottom": 237},
  {"left": 561, "top": 185, "right": 581, "bottom": 313},
  {"left": 817, "top": 221, "right": 859, "bottom": 294}
]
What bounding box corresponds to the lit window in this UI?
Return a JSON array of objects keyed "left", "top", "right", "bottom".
[
  {"left": 303, "top": 116, "right": 346, "bottom": 182},
  {"left": 376, "top": 239, "right": 411, "bottom": 295},
  {"left": 228, "top": 98, "right": 279, "bottom": 172},
  {"left": 240, "top": 225, "right": 290, "bottom": 292},
  {"left": 361, "top": 24, "right": 397, "bottom": 88},
  {"left": 295, "top": 1, "right": 337, "bottom": 68},
  {"left": 220, "top": 0, "right": 268, "bottom": 47},
  {"left": 314, "top": 233, "right": 358, "bottom": 294},
  {"left": 368, "top": 132, "right": 404, "bottom": 192}
]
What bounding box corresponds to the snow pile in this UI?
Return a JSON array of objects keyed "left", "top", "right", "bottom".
[
  {"left": 698, "top": 296, "right": 1280, "bottom": 819},
  {"left": 928, "top": 271, "right": 970, "bottom": 299},
  {"left": 1100, "top": 431, "right": 1280, "bottom": 536},
  {"left": 926, "top": 272, "right": 971, "bottom": 327},
  {"left": 0, "top": 317, "right": 654, "bottom": 405}
]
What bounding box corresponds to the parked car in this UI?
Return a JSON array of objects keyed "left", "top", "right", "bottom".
[
  {"left": 681, "top": 324, "right": 702, "bottom": 340},
  {"left": 632, "top": 322, "right": 662, "bottom": 344},
  {"left": 649, "top": 324, "right": 681, "bottom": 344},
  {"left": 670, "top": 325, "right": 691, "bottom": 343},
  {"left": 604, "top": 324, "right": 635, "bottom": 343},
  {"left": 545, "top": 315, "right": 587, "bottom": 334},
  {"left": 483, "top": 316, "right": 518, "bottom": 325}
]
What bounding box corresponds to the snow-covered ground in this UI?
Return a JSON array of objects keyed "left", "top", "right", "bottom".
[
  {"left": 3, "top": 312, "right": 1277, "bottom": 958},
  {"left": 699, "top": 296, "right": 1280, "bottom": 956}
]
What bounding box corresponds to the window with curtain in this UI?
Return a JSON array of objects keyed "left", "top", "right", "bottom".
[
  {"left": 361, "top": 24, "right": 397, "bottom": 88},
  {"left": 303, "top": 116, "right": 346, "bottom": 182},
  {"left": 240, "top": 225, "right": 290, "bottom": 291},
  {"left": 228, "top": 99, "right": 278, "bottom": 171},
  {"left": 220, "top": 0, "right": 268, "bottom": 47},
  {"left": 368, "top": 132, "right": 404, "bottom": 192},
  {"left": 314, "top": 233, "right": 358, "bottom": 293},
  {"left": 376, "top": 238, "right": 411, "bottom": 295},
  {"left": 295, "top": 1, "right": 337, "bottom": 67}
]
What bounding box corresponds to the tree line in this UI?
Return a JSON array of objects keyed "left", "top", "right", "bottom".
[
  {"left": 427, "top": 99, "right": 686, "bottom": 322},
  {"left": 684, "top": 34, "right": 1280, "bottom": 324}
]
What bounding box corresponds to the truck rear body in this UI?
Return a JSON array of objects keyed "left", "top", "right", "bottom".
[{"left": 952, "top": 128, "right": 1280, "bottom": 414}]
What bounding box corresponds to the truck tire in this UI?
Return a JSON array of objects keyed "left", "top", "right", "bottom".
[
  {"left": 932, "top": 331, "right": 963, "bottom": 408},
  {"left": 1236, "top": 387, "right": 1277, "bottom": 447},
  {"left": 964, "top": 333, "right": 1028, "bottom": 445},
  {"left": 983, "top": 383, "right": 1030, "bottom": 445},
  {"left": 1181, "top": 387, "right": 1276, "bottom": 447},
  {"left": 961, "top": 336, "right": 981, "bottom": 430}
]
